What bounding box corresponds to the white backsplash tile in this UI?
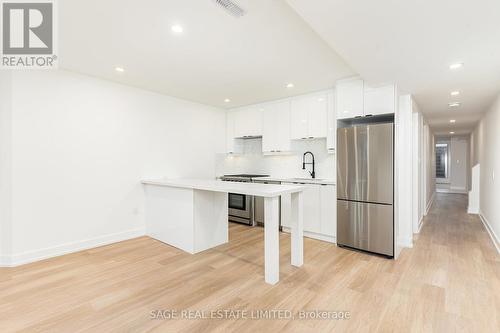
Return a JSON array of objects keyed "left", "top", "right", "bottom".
[{"left": 216, "top": 138, "right": 336, "bottom": 179}]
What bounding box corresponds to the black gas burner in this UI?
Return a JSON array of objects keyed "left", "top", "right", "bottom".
[{"left": 221, "top": 174, "right": 269, "bottom": 182}]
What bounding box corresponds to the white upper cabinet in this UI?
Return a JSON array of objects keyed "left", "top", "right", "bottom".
[
  {"left": 308, "top": 93, "right": 328, "bottom": 138},
  {"left": 337, "top": 78, "right": 396, "bottom": 119},
  {"left": 336, "top": 78, "right": 364, "bottom": 119},
  {"left": 290, "top": 98, "right": 308, "bottom": 139},
  {"left": 326, "top": 90, "right": 336, "bottom": 152},
  {"left": 290, "top": 92, "right": 328, "bottom": 139},
  {"left": 364, "top": 84, "right": 396, "bottom": 116},
  {"left": 233, "top": 107, "right": 263, "bottom": 138},
  {"left": 262, "top": 100, "right": 291, "bottom": 153}
]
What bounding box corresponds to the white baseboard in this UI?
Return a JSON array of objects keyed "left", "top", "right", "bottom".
[
  {"left": 479, "top": 212, "right": 500, "bottom": 254},
  {"left": 425, "top": 192, "right": 435, "bottom": 215},
  {"left": 467, "top": 206, "right": 479, "bottom": 214},
  {"left": 398, "top": 236, "right": 413, "bottom": 249},
  {"left": 0, "top": 255, "right": 12, "bottom": 267},
  {"left": 416, "top": 216, "right": 424, "bottom": 233},
  {"left": 281, "top": 227, "right": 336, "bottom": 244},
  {"left": 0, "top": 227, "right": 146, "bottom": 267}
]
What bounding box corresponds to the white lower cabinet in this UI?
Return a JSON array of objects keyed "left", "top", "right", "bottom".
[
  {"left": 320, "top": 185, "right": 336, "bottom": 238},
  {"left": 302, "top": 185, "right": 321, "bottom": 234},
  {"left": 281, "top": 183, "right": 336, "bottom": 243}
]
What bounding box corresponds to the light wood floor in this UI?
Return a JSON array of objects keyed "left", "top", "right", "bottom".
[{"left": 1, "top": 193, "right": 499, "bottom": 332}]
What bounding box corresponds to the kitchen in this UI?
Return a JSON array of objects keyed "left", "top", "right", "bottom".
[
  {"left": 143, "top": 80, "right": 397, "bottom": 285},
  {"left": 216, "top": 81, "right": 396, "bottom": 252}
]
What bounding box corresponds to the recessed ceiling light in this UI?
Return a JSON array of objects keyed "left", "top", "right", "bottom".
[
  {"left": 286, "top": 83, "right": 294, "bottom": 88},
  {"left": 449, "top": 63, "right": 463, "bottom": 70},
  {"left": 450, "top": 91, "right": 460, "bottom": 96},
  {"left": 171, "top": 25, "right": 183, "bottom": 33},
  {"left": 224, "top": 98, "right": 231, "bottom": 103},
  {"left": 115, "top": 67, "right": 124, "bottom": 73},
  {"left": 318, "top": 98, "right": 325, "bottom": 102},
  {"left": 449, "top": 131, "right": 455, "bottom": 134},
  {"left": 450, "top": 119, "right": 456, "bottom": 123},
  {"left": 449, "top": 102, "right": 461, "bottom": 107}
]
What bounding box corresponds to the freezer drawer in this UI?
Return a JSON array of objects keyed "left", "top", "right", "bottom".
[{"left": 337, "top": 200, "right": 393, "bottom": 257}]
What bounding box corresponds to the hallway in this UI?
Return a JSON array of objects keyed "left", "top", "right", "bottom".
[{"left": 404, "top": 193, "right": 500, "bottom": 331}]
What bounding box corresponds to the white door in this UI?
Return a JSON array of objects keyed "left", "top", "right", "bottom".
[{"left": 450, "top": 137, "right": 468, "bottom": 192}]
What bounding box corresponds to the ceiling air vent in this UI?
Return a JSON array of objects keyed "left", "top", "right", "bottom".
[{"left": 213, "top": 0, "right": 246, "bottom": 17}]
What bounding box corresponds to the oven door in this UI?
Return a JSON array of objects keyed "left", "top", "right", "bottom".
[{"left": 228, "top": 193, "right": 252, "bottom": 224}]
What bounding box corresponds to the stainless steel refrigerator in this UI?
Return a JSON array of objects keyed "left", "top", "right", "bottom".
[{"left": 337, "top": 121, "right": 394, "bottom": 257}]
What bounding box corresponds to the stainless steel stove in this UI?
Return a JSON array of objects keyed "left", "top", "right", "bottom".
[{"left": 220, "top": 174, "right": 269, "bottom": 225}]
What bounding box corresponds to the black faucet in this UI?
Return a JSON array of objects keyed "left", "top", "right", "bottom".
[{"left": 302, "top": 151, "right": 315, "bottom": 179}]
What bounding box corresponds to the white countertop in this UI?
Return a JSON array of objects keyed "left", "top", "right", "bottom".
[
  {"left": 255, "top": 177, "right": 336, "bottom": 185},
  {"left": 142, "top": 178, "right": 305, "bottom": 197}
]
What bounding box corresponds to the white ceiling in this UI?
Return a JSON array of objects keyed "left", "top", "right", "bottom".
[
  {"left": 59, "top": 0, "right": 353, "bottom": 108},
  {"left": 287, "top": 0, "right": 500, "bottom": 134}
]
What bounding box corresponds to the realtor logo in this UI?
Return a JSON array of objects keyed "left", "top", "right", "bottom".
[{"left": 1, "top": 0, "right": 57, "bottom": 68}]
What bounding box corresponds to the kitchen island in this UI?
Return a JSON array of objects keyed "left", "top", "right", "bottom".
[{"left": 141, "top": 179, "right": 305, "bottom": 284}]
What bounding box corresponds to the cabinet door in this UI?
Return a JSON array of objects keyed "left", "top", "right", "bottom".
[
  {"left": 290, "top": 98, "right": 309, "bottom": 139},
  {"left": 336, "top": 78, "right": 364, "bottom": 119},
  {"left": 273, "top": 101, "right": 291, "bottom": 152},
  {"left": 307, "top": 93, "right": 328, "bottom": 138},
  {"left": 234, "top": 107, "right": 263, "bottom": 138},
  {"left": 261, "top": 104, "right": 276, "bottom": 153},
  {"left": 281, "top": 183, "right": 321, "bottom": 234},
  {"left": 320, "top": 185, "right": 336, "bottom": 237},
  {"left": 364, "top": 84, "right": 396, "bottom": 116},
  {"left": 302, "top": 185, "right": 321, "bottom": 234},
  {"left": 326, "top": 90, "right": 336, "bottom": 151},
  {"left": 246, "top": 106, "right": 263, "bottom": 136},
  {"left": 226, "top": 112, "right": 236, "bottom": 153},
  {"left": 262, "top": 101, "right": 291, "bottom": 153}
]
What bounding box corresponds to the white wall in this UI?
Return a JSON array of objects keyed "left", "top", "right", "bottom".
[
  {"left": 473, "top": 93, "right": 500, "bottom": 251},
  {"left": 216, "top": 138, "right": 335, "bottom": 179},
  {"left": 4, "top": 70, "right": 225, "bottom": 265},
  {"left": 396, "top": 95, "right": 413, "bottom": 249},
  {"left": 411, "top": 101, "right": 425, "bottom": 233},
  {"left": 0, "top": 71, "right": 13, "bottom": 264}
]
